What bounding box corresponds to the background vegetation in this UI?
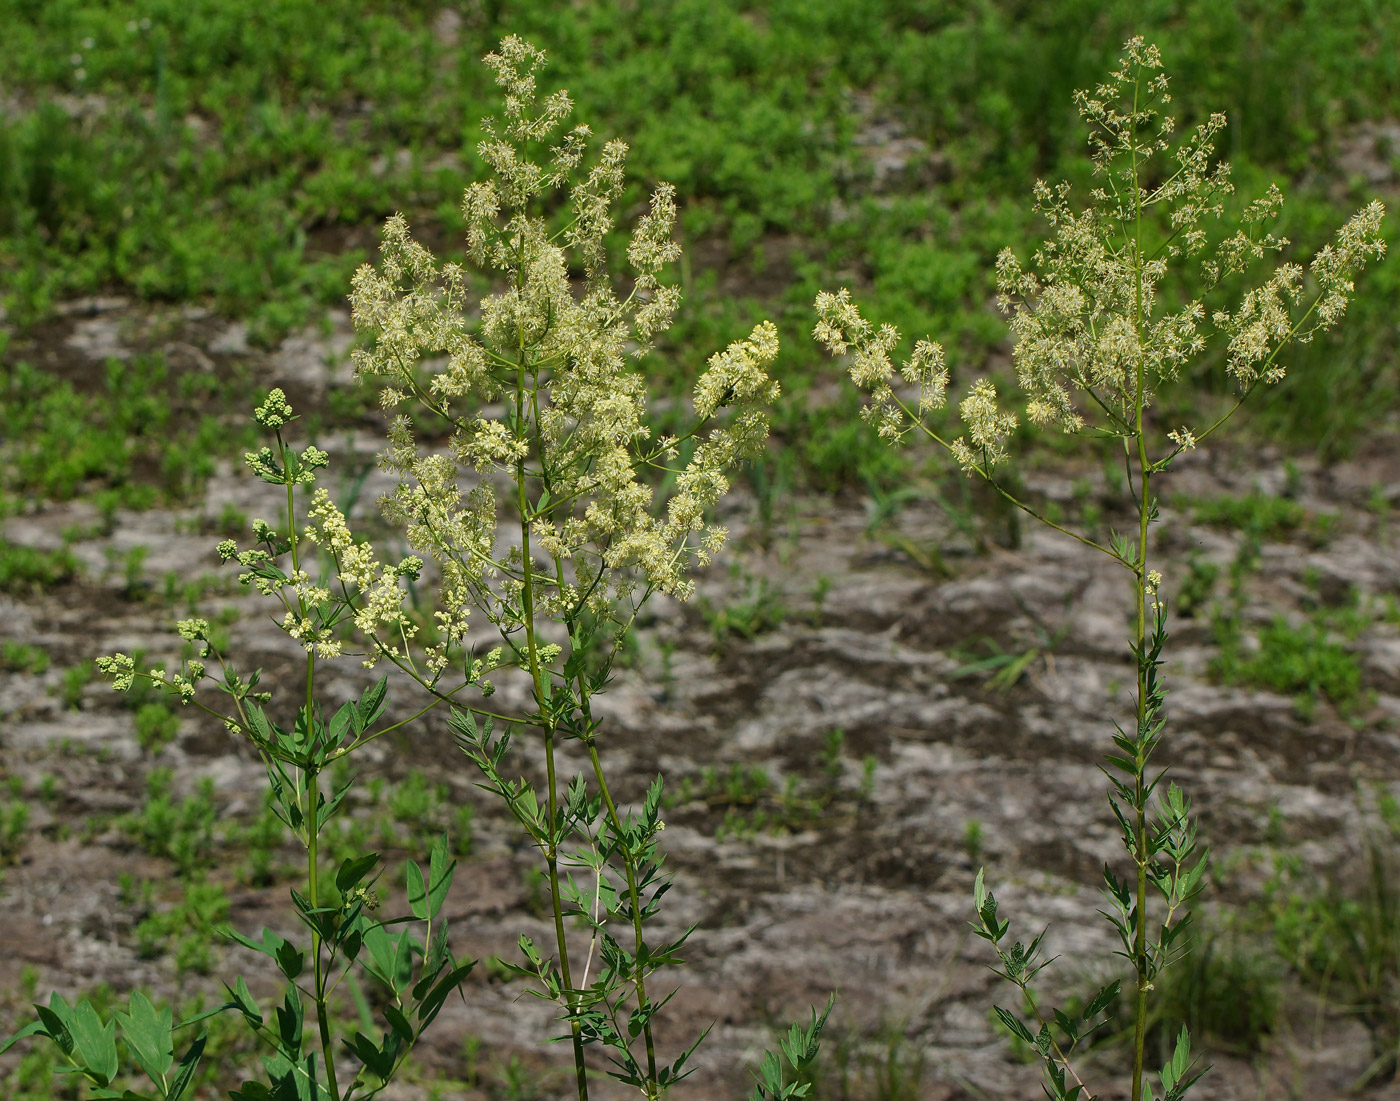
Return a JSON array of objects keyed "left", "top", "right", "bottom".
[
  {"left": 2, "top": 2, "right": 1400, "bottom": 1097},
  {"left": 2, "top": 0, "right": 1398, "bottom": 506}
]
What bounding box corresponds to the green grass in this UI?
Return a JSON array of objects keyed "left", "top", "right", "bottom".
[
  {"left": 1142, "top": 929, "right": 1281, "bottom": 1057},
  {"left": 1266, "top": 796, "right": 1400, "bottom": 1088},
  {"left": 0, "top": 640, "right": 50, "bottom": 674},
  {"left": 132, "top": 700, "right": 180, "bottom": 753},
  {"left": 1, "top": 0, "right": 1395, "bottom": 487},
  {"left": 119, "top": 767, "right": 218, "bottom": 873},
  {"left": 0, "top": 798, "right": 30, "bottom": 864},
  {"left": 0, "top": 353, "right": 257, "bottom": 509},
  {"left": 700, "top": 567, "right": 788, "bottom": 648},
  {"left": 1213, "top": 613, "right": 1366, "bottom": 717},
  {"left": 132, "top": 875, "right": 231, "bottom": 975},
  {"left": 1184, "top": 491, "right": 1308, "bottom": 539},
  {"left": 0, "top": 538, "right": 78, "bottom": 593}
]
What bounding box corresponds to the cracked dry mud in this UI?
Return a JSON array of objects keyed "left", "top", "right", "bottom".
[{"left": 4, "top": 303, "right": 1400, "bottom": 1100}]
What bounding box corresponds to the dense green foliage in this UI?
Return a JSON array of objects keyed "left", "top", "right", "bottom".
[{"left": 1, "top": 0, "right": 1396, "bottom": 475}]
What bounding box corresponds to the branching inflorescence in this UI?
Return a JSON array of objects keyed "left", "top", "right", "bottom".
[
  {"left": 348, "top": 38, "right": 784, "bottom": 1093},
  {"left": 9, "top": 35, "right": 794, "bottom": 1101},
  {"left": 816, "top": 35, "right": 1385, "bottom": 1101}
]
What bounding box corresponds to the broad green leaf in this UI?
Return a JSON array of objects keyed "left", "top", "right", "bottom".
[
  {"left": 343, "top": 1031, "right": 397, "bottom": 1080},
  {"left": 357, "top": 676, "right": 389, "bottom": 729},
  {"left": 114, "top": 990, "right": 173, "bottom": 1082},
  {"left": 415, "top": 962, "right": 475, "bottom": 1031},
  {"left": 275, "top": 989, "right": 304, "bottom": 1059},
  {"left": 0, "top": 1018, "right": 45, "bottom": 1056},
  {"left": 35, "top": 995, "right": 76, "bottom": 1056},
  {"left": 328, "top": 701, "right": 355, "bottom": 745},
  {"left": 223, "top": 976, "right": 263, "bottom": 1027},
  {"left": 427, "top": 833, "right": 454, "bottom": 919},
  {"left": 336, "top": 853, "right": 379, "bottom": 894},
  {"left": 223, "top": 925, "right": 305, "bottom": 981},
  {"left": 406, "top": 860, "right": 428, "bottom": 920},
  {"left": 275, "top": 939, "right": 306, "bottom": 981},
  {"left": 73, "top": 998, "right": 119, "bottom": 1087},
  {"left": 317, "top": 777, "right": 353, "bottom": 830},
  {"left": 289, "top": 887, "right": 336, "bottom": 941},
  {"left": 384, "top": 1005, "right": 414, "bottom": 1044}
]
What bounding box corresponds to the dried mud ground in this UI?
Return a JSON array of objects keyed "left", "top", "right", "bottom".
[{"left": 5, "top": 302, "right": 1400, "bottom": 1099}]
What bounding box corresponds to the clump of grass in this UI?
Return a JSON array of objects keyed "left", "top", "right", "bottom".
[
  {"left": 133, "top": 877, "right": 231, "bottom": 976},
  {"left": 1141, "top": 928, "right": 1281, "bottom": 1057},
  {"left": 0, "top": 641, "right": 49, "bottom": 674},
  {"left": 701, "top": 568, "right": 788, "bottom": 647},
  {"left": 1185, "top": 491, "right": 1306, "bottom": 539},
  {"left": 0, "top": 538, "right": 78, "bottom": 594},
  {"left": 118, "top": 768, "right": 217, "bottom": 874},
  {"left": 798, "top": 1020, "right": 928, "bottom": 1100},
  {"left": 56, "top": 660, "right": 94, "bottom": 710},
  {"left": 0, "top": 799, "right": 30, "bottom": 864},
  {"left": 132, "top": 701, "right": 180, "bottom": 754},
  {"left": 1267, "top": 791, "right": 1400, "bottom": 1087},
  {"left": 0, "top": 356, "right": 256, "bottom": 508},
  {"left": 1214, "top": 614, "right": 1366, "bottom": 717}
]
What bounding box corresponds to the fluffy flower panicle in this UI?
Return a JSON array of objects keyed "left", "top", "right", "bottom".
[
  {"left": 818, "top": 38, "right": 1386, "bottom": 481},
  {"left": 813, "top": 289, "right": 949, "bottom": 441},
  {"left": 348, "top": 37, "right": 779, "bottom": 650}
]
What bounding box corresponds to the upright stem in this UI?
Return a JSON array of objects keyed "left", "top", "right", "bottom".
[
  {"left": 515, "top": 357, "right": 590, "bottom": 1100},
  {"left": 1131, "top": 459, "right": 1152, "bottom": 1101},
  {"left": 283, "top": 446, "right": 341, "bottom": 1101},
  {"left": 576, "top": 682, "right": 660, "bottom": 1097},
  {"left": 1129, "top": 68, "right": 1151, "bottom": 1101},
  {"left": 307, "top": 761, "right": 340, "bottom": 1101}
]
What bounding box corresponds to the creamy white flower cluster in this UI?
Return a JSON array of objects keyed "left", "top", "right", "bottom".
[
  {"left": 818, "top": 37, "right": 1387, "bottom": 473},
  {"left": 349, "top": 37, "right": 778, "bottom": 657},
  {"left": 813, "top": 288, "right": 1006, "bottom": 473},
  {"left": 1000, "top": 38, "right": 1386, "bottom": 433},
  {"left": 97, "top": 640, "right": 206, "bottom": 704}
]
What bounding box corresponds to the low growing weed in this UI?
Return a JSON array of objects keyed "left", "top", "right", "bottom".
[
  {"left": 0, "top": 538, "right": 78, "bottom": 594},
  {"left": 1266, "top": 795, "right": 1400, "bottom": 1088},
  {"left": 56, "top": 660, "right": 93, "bottom": 711},
  {"left": 0, "top": 355, "right": 256, "bottom": 508},
  {"left": 132, "top": 701, "right": 180, "bottom": 754},
  {"left": 133, "top": 877, "right": 232, "bottom": 977},
  {"left": 118, "top": 768, "right": 217, "bottom": 875},
  {"left": 1215, "top": 614, "right": 1366, "bottom": 718},
  {"left": 0, "top": 799, "right": 30, "bottom": 865},
  {"left": 701, "top": 567, "right": 788, "bottom": 649},
  {"left": 0, "top": 640, "right": 49, "bottom": 674}
]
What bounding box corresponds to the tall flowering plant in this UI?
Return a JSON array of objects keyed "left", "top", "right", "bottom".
[
  {"left": 3, "top": 36, "right": 800, "bottom": 1101},
  {"left": 816, "top": 37, "right": 1386, "bottom": 1101},
  {"left": 348, "top": 36, "right": 789, "bottom": 1100}
]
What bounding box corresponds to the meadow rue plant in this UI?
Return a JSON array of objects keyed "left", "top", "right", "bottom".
[
  {"left": 347, "top": 34, "right": 787, "bottom": 1099},
  {"left": 4, "top": 35, "right": 799, "bottom": 1101},
  {"left": 816, "top": 36, "right": 1385, "bottom": 1101},
  {"left": 8, "top": 385, "right": 474, "bottom": 1101}
]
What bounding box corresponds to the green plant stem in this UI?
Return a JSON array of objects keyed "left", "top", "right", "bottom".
[
  {"left": 1130, "top": 69, "right": 1150, "bottom": 1101},
  {"left": 515, "top": 355, "right": 590, "bottom": 1101},
  {"left": 306, "top": 760, "right": 340, "bottom": 1101},
  {"left": 576, "top": 680, "right": 661, "bottom": 1097},
  {"left": 281, "top": 431, "right": 341, "bottom": 1101}
]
